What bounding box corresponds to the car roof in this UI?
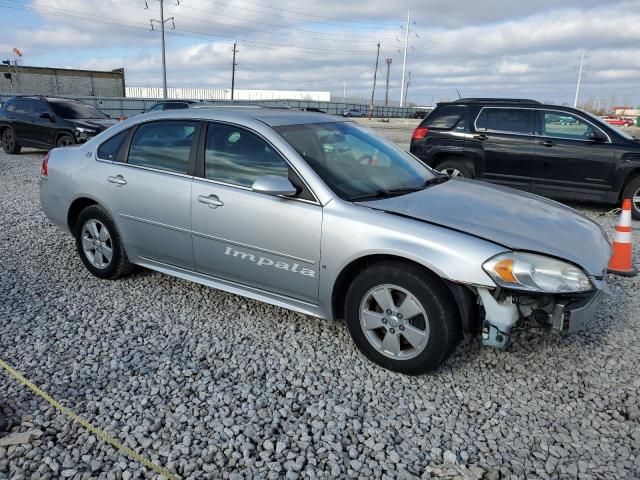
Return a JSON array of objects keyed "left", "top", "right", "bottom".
[{"left": 139, "top": 107, "right": 346, "bottom": 126}]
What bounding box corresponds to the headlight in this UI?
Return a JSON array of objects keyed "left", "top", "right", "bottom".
[{"left": 483, "top": 252, "right": 593, "bottom": 293}]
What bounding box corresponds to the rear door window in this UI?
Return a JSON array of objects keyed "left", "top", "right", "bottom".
[
  {"left": 423, "top": 105, "right": 466, "bottom": 129},
  {"left": 127, "top": 121, "right": 198, "bottom": 174},
  {"left": 475, "top": 108, "right": 533, "bottom": 135}
]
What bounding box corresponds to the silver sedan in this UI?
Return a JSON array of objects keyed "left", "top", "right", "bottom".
[{"left": 40, "top": 108, "right": 611, "bottom": 374}]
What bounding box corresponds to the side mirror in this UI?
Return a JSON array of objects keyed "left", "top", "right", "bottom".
[
  {"left": 252, "top": 175, "right": 298, "bottom": 197},
  {"left": 588, "top": 130, "right": 605, "bottom": 142},
  {"left": 40, "top": 112, "right": 53, "bottom": 121}
]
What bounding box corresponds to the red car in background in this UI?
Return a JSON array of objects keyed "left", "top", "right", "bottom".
[{"left": 602, "top": 115, "right": 636, "bottom": 127}]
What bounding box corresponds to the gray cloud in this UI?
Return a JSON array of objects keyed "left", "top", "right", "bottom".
[{"left": 2, "top": 0, "right": 639, "bottom": 106}]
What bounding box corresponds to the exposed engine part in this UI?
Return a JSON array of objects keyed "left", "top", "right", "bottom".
[{"left": 477, "top": 288, "right": 519, "bottom": 349}]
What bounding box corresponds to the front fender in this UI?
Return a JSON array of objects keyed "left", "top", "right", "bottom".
[{"left": 318, "top": 201, "right": 505, "bottom": 319}]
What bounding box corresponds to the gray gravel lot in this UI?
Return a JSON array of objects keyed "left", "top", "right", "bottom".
[{"left": 0, "top": 128, "right": 639, "bottom": 480}]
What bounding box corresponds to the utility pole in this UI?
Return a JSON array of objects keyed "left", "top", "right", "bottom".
[
  {"left": 404, "top": 71, "right": 411, "bottom": 106},
  {"left": 384, "top": 58, "right": 392, "bottom": 106},
  {"left": 150, "top": 0, "right": 176, "bottom": 99},
  {"left": 399, "top": 9, "right": 410, "bottom": 107},
  {"left": 343, "top": 82, "right": 346, "bottom": 102},
  {"left": 369, "top": 42, "right": 380, "bottom": 119},
  {"left": 573, "top": 49, "right": 586, "bottom": 108},
  {"left": 231, "top": 41, "right": 238, "bottom": 100}
]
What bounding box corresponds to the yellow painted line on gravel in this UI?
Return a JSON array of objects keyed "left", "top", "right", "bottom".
[{"left": 0, "top": 358, "right": 177, "bottom": 480}]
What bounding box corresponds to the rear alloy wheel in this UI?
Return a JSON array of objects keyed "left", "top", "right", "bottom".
[
  {"left": 56, "top": 134, "right": 75, "bottom": 147},
  {"left": 345, "top": 262, "right": 461, "bottom": 375},
  {"left": 437, "top": 159, "right": 473, "bottom": 178},
  {"left": 75, "top": 205, "right": 133, "bottom": 279},
  {"left": 622, "top": 176, "right": 640, "bottom": 220},
  {"left": 1, "top": 128, "right": 22, "bottom": 154}
]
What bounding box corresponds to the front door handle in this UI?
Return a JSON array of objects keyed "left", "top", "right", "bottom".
[
  {"left": 198, "top": 194, "right": 224, "bottom": 209},
  {"left": 474, "top": 134, "right": 488, "bottom": 141},
  {"left": 107, "top": 175, "right": 127, "bottom": 186},
  {"left": 540, "top": 140, "right": 556, "bottom": 147}
]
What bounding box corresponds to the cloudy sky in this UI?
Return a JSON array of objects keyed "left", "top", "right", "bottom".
[{"left": 1, "top": 0, "right": 639, "bottom": 107}]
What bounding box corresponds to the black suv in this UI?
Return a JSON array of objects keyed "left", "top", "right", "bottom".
[
  {"left": 410, "top": 98, "right": 640, "bottom": 218},
  {"left": 0, "top": 96, "right": 116, "bottom": 154}
]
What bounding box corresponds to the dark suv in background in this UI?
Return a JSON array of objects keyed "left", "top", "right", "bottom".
[
  {"left": 0, "top": 96, "right": 116, "bottom": 154},
  {"left": 410, "top": 98, "right": 640, "bottom": 218}
]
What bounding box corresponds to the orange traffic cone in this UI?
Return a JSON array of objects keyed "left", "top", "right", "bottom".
[{"left": 608, "top": 199, "right": 636, "bottom": 277}]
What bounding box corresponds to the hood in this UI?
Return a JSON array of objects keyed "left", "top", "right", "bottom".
[
  {"left": 68, "top": 118, "right": 118, "bottom": 131},
  {"left": 357, "top": 178, "right": 611, "bottom": 276}
]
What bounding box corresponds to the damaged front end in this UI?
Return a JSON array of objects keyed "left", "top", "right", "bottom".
[
  {"left": 474, "top": 250, "right": 608, "bottom": 349},
  {"left": 476, "top": 286, "right": 605, "bottom": 349}
]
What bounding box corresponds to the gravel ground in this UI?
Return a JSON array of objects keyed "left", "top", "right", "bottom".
[{"left": 0, "top": 136, "right": 639, "bottom": 480}]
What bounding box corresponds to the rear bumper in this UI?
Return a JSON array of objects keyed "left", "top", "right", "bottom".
[
  {"left": 39, "top": 177, "right": 71, "bottom": 234},
  {"left": 552, "top": 289, "right": 604, "bottom": 334}
]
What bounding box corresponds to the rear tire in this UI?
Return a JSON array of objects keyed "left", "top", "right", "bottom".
[
  {"left": 1, "top": 128, "right": 22, "bottom": 154},
  {"left": 437, "top": 159, "right": 474, "bottom": 178},
  {"left": 344, "top": 261, "right": 461, "bottom": 375},
  {"left": 622, "top": 176, "right": 640, "bottom": 220},
  {"left": 74, "top": 205, "right": 133, "bottom": 279},
  {"left": 57, "top": 134, "right": 75, "bottom": 147}
]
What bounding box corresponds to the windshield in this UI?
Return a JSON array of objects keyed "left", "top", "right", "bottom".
[
  {"left": 274, "top": 121, "right": 437, "bottom": 200},
  {"left": 50, "top": 100, "right": 108, "bottom": 119}
]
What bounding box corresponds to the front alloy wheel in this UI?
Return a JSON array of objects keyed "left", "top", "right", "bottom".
[
  {"left": 345, "top": 261, "right": 461, "bottom": 375},
  {"left": 360, "top": 284, "right": 429, "bottom": 360}
]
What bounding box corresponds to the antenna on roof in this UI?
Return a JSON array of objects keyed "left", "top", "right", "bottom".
[{"left": 456, "top": 89, "right": 462, "bottom": 99}]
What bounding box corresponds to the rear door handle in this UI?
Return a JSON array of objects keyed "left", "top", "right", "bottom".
[
  {"left": 540, "top": 140, "right": 556, "bottom": 147},
  {"left": 197, "top": 194, "right": 224, "bottom": 209},
  {"left": 474, "top": 134, "right": 488, "bottom": 140},
  {"left": 107, "top": 175, "right": 127, "bottom": 186}
]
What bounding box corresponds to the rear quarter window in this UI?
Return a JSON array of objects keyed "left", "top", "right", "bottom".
[
  {"left": 97, "top": 129, "right": 130, "bottom": 161},
  {"left": 422, "top": 105, "right": 467, "bottom": 129}
]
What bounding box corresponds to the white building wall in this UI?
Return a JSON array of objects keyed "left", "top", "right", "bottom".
[{"left": 125, "top": 87, "right": 330, "bottom": 102}]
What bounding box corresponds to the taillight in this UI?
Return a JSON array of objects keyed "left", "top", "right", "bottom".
[
  {"left": 41, "top": 152, "right": 49, "bottom": 177},
  {"left": 412, "top": 127, "right": 428, "bottom": 140}
]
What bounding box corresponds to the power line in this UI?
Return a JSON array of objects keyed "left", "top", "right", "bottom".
[{"left": 0, "top": 0, "right": 378, "bottom": 56}]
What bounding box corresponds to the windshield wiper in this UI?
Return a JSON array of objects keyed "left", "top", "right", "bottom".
[
  {"left": 423, "top": 174, "right": 451, "bottom": 186},
  {"left": 349, "top": 175, "right": 450, "bottom": 202}
]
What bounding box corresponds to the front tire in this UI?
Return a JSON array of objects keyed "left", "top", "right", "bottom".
[
  {"left": 622, "top": 176, "right": 640, "bottom": 220},
  {"left": 344, "top": 262, "right": 461, "bottom": 375},
  {"left": 74, "top": 205, "right": 133, "bottom": 279},
  {"left": 2, "top": 128, "right": 22, "bottom": 154}
]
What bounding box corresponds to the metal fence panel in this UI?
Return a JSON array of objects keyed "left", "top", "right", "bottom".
[{"left": 0, "top": 93, "right": 421, "bottom": 118}]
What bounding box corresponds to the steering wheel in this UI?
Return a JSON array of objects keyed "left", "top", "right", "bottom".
[
  {"left": 357, "top": 153, "right": 375, "bottom": 166},
  {"left": 343, "top": 154, "right": 376, "bottom": 179}
]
